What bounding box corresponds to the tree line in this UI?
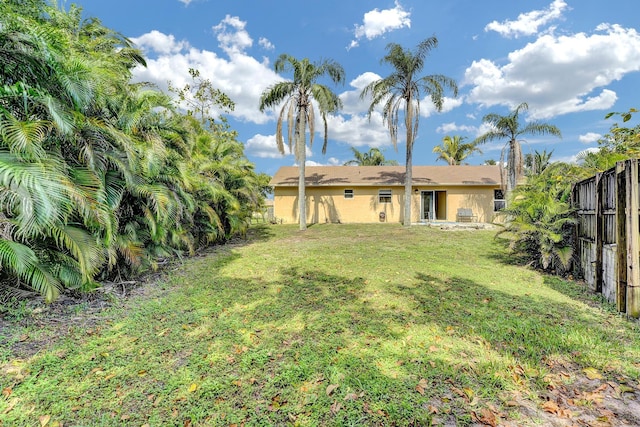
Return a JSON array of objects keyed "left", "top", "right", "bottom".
[{"left": 0, "top": 0, "right": 268, "bottom": 301}]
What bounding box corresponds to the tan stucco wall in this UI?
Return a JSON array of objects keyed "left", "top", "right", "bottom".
[{"left": 273, "top": 185, "right": 502, "bottom": 224}]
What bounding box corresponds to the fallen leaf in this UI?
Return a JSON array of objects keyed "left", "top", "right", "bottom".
[
  {"left": 2, "top": 387, "right": 12, "bottom": 398},
  {"left": 39, "top": 415, "right": 51, "bottom": 426},
  {"left": 619, "top": 384, "right": 636, "bottom": 394},
  {"left": 330, "top": 401, "right": 342, "bottom": 415},
  {"left": 473, "top": 407, "right": 497, "bottom": 427},
  {"left": 137, "top": 370, "right": 147, "bottom": 377},
  {"left": 344, "top": 393, "right": 358, "bottom": 401},
  {"left": 583, "top": 367, "right": 603, "bottom": 380},
  {"left": 463, "top": 387, "right": 474, "bottom": 401},
  {"left": 542, "top": 400, "right": 559, "bottom": 414},
  {"left": 188, "top": 383, "right": 198, "bottom": 392},
  {"left": 416, "top": 378, "right": 428, "bottom": 395},
  {"left": 326, "top": 384, "right": 339, "bottom": 396},
  {"left": 427, "top": 405, "right": 438, "bottom": 414}
]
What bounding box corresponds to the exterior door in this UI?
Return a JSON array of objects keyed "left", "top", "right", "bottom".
[{"left": 421, "top": 191, "right": 434, "bottom": 221}]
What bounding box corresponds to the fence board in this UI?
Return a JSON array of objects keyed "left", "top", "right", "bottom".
[{"left": 572, "top": 159, "right": 640, "bottom": 317}]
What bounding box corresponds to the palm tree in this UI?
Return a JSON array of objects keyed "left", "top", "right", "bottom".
[
  {"left": 361, "top": 37, "right": 458, "bottom": 226},
  {"left": 524, "top": 149, "right": 554, "bottom": 176},
  {"left": 259, "top": 54, "right": 345, "bottom": 230},
  {"left": 432, "top": 135, "right": 481, "bottom": 165},
  {"left": 343, "top": 147, "right": 398, "bottom": 166},
  {"left": 474, "top": 103, "right": 561, "bottom": 193}
]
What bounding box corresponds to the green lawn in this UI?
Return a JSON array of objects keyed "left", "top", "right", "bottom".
[{"left": 1, "top": 224, "right": 639, "bottom": 426}]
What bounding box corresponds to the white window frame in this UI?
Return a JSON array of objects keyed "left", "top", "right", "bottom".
[
  {"left": 493, "top": 189, "right": 506, "bottom": 211},
  {"left": 379, "top": 189, "right": 392, "bottom": 204}
]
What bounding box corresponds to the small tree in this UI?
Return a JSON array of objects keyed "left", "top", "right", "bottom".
[
  {"left": 474, "top": 103, "right": 561, "bottom": 193},
  {"left": 432, "top": 135, "right": 481, "bottom": 165},
  {"left": 344, "top": 147, "right": 398, "bottom": 166}
]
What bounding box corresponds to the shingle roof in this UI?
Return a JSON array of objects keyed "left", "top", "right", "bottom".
[{"left": 269, "top": 165, "right": 501, "bottom": 187}]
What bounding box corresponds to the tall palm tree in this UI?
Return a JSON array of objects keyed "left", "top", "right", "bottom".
[
  {"left": 259, "top": 54, "right": 344, "bottom": 230},
  {"left": 432, "top": 135, "right": 481, "bottom": 165},
  {"left": 474, "top": 103, "right": 561, "bottom": 193},
  {"left": 343, "top": 147, "right": 398, "bottom": 166},
  {"left": 361, "top": 37, "right": 458, "bottom": 226}
]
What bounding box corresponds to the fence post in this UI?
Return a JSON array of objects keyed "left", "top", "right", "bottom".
[
  {"left": 625, "top": 159, "right": 640, "bottom": 318},
  {"left": 617, "top": 161, "right": 628, "bottom": 313},
  {"left": 595, "top": 172, "right": 603, "bottom": 293}
]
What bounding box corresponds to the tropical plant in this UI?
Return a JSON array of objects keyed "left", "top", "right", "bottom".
[
  {"left": 497, "top": 162, "right": 585, "bottom": 274},
  {"left": 259, "top": 54, "right": 345, "bottom": 230},
  {"left": 524, "top": 149, "right": 554, "bottom": 176},
  {"left": 343, "top": 147, "right": 398, "bottom": 166},
  {"left": 474, "top": 103, "right": 561, "bottom": 193},
  {"left": 0, "top": 1, "right": 266, "bottom": 301},
  {"left": 360, "top": 37, "right": 458, "bottom": 226},
  {"left": 432, "top": 135, "right": 481, "bottom": 165}
]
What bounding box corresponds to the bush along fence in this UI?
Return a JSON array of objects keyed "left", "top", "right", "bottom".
[{"left": 572, "top": 158, "right": 640, "bottom": 318}]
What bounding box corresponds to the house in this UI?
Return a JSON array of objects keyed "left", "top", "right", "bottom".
[{"left": 269, "top": 165, "right": 505, "bottom": 224}]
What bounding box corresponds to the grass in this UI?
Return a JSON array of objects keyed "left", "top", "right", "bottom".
[{"left": 1, "top": 224, "right": 639, "bottom": 426}]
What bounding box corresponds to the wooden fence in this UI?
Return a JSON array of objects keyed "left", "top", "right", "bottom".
[{"left": 572, "top": 159, "right": 640, "bottom": 318}]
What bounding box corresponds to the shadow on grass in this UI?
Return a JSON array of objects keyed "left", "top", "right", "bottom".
[{"left": 6, "top": 263, "right": 640, "bottom": 427}]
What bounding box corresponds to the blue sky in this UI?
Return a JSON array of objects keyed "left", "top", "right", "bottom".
[{"left": 75, "top": 0, "right": 640, "bottom": 176}]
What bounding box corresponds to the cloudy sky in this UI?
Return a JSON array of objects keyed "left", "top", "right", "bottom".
[{"left": 77, "top": 0, "right": 640, "bottom": 175}]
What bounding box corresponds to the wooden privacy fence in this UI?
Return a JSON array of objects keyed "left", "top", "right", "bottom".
[{"left": 572, "top": 158, "right": 640, "bottom": 318}]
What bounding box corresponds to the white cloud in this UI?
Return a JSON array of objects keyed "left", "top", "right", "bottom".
[
  {"left": 327, "top": 113, "right": 393, "bottom": 148},
  {"left": 420, "top": 96, "right": 463, "bottom": 118},
  {"left": 436, "top": 122, "right": 478, "bottom": 134},
  {"left": 464, "top": 24, "right": 640, "bottom": 119},
  {"left": 245, "top": 134, "right": 318, "bottom": 160},
  {"left": 339, "top": 72, "right": 380, "bottom": 115},
  {"left": 306, "top": 157, "right": 342, "bottom": 167},
  {"left": 485, "top": 0, "right": 569, "bottom": 38},
  {"left": 348, "top": 1, "right": 410, "bottom": 49},
  {"left": 178, "top": 0, "right": 193, "bottom": 5},
  {"left": 579, "top": 132, "right": 602, "bottom": 144},
  {"left": 131, "top": 31, "right": 189, "bottom": 55},
  {"left": 259, "top": 37, "right": 274, "bottom": 51},
  {"left": 213, "top": 15, "right": 253, "bottom": 56},
  {"left": 245, "top": 134, "right": 283, "bottom": 158},
  {"left": 131, "top": 17, "right": 283, "bottom": 126}
]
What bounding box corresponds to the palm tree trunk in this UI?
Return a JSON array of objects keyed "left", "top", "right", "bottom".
[
  {"left": 404, "top": 108, "right": 414, "bottom": 227},
  {"left": 404, "top": 141, "right": 413, "bottom": 226},
  {"left": 296, "top": 112, "right": 307, "bottom": 231},
  {"left": 507, "top": 139, "right": 521, "bottom": 194}
]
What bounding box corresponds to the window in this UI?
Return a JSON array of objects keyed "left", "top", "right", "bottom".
[
  {"left": 344, "top": 189, "right": 354, "bottom": 199},
  {"left": 494, "top": 189, "right": 506, "bottom": 211},
  {"left": 379, "top": 189, "right": 392, "bottom": 203}
]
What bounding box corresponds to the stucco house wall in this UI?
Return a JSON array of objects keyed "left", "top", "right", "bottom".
[{"left": 270, "top": 166, "right": 503, "bottom": 225}]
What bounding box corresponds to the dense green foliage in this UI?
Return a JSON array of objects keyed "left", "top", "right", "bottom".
[
  {"left": 498, "top": 110, "right": 639, "bottom": 275},
  {"left": 0, "top": 0, "right": 265, "bottom": 301}
]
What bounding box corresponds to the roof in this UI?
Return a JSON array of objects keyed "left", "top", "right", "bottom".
[{"left": 269, "top": 165, "right": 501, "bottom": 187}]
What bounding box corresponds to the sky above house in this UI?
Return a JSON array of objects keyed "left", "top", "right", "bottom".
[{"left": 75, "top": 0, "right": 640, "bottom": 176}]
